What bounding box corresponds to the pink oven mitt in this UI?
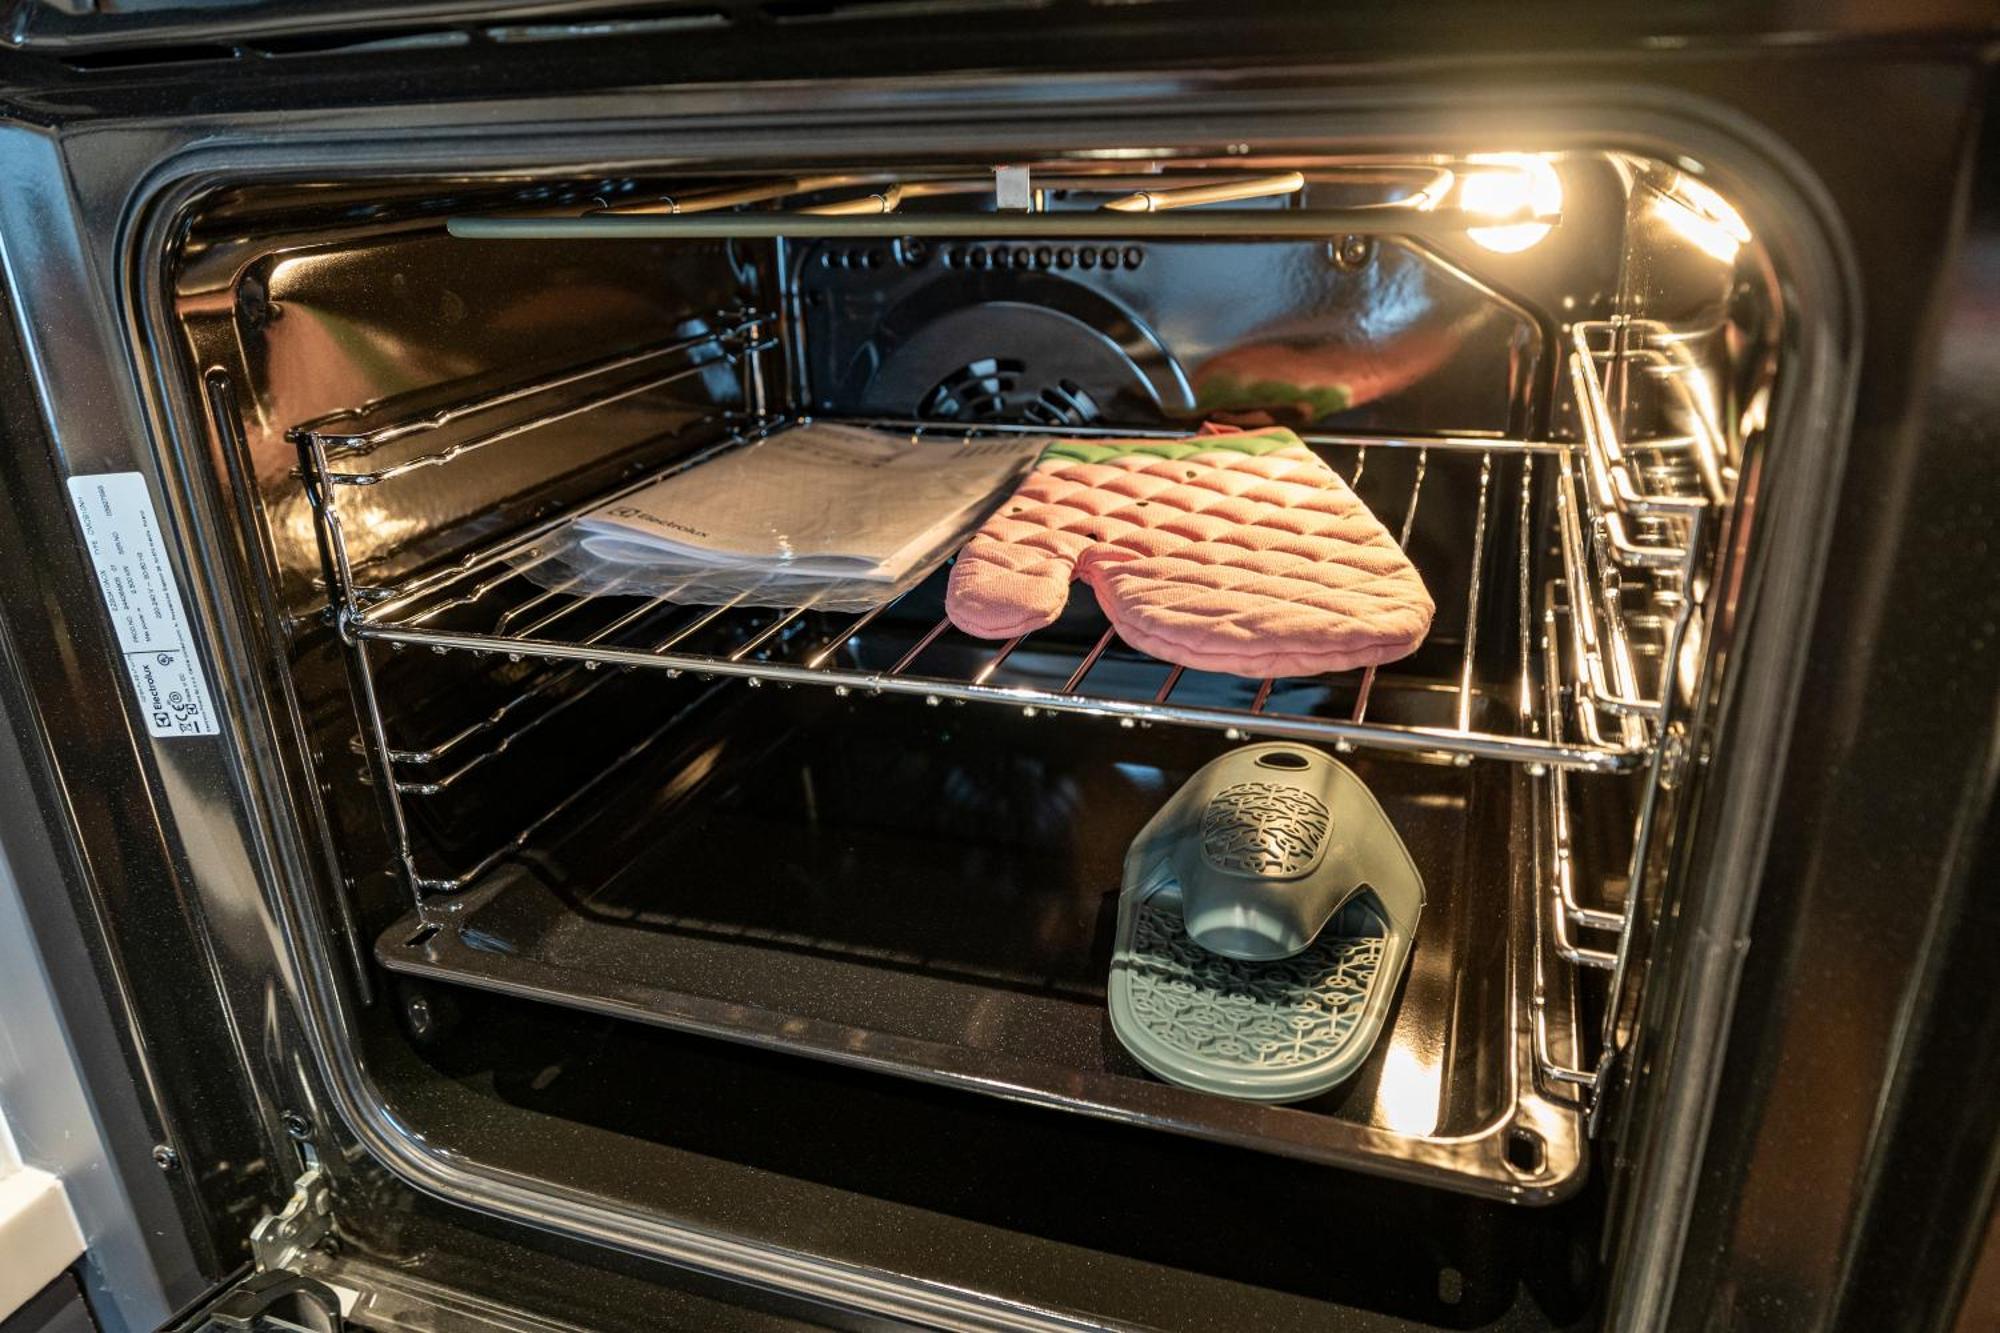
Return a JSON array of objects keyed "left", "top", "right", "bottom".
[{"left": 945, "top": 427, "right": 1434, "bottom": 678}]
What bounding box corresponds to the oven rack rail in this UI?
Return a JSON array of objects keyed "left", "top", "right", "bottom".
[
  {"left": 1530, "top": 321, "right": 1723, "bottom": 1108},
  {"left": 288, "top": 311, "right": 773, "bottom": 489}
]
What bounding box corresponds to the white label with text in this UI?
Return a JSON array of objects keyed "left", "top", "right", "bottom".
[{"left": 67, "top": 472, "right": 219, "bottom": 737}]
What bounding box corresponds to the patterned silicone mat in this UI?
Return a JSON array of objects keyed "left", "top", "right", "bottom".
[{"left": 1119, "top": 894, "right": 1385, "bottom": 1077}]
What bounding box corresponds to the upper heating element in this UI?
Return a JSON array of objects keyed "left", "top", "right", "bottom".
[{"left": 451, "top": 160, "right": 1558, "bottom": 439}]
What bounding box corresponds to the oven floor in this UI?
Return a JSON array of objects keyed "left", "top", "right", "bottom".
[{"left": 378, "top": 690, "right": 1583, "bottom": 1199}]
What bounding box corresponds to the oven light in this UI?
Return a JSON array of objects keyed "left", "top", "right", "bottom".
[
  {"left": 1651, "top": 172, "right": 1752, "bottom": 265},
  {"left": 1460, "top": 153, "right": 1562, "bottom": 254}
]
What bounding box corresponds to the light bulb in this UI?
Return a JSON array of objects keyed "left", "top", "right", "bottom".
[{"left": 1461, "top": 153, "right": 1562, "bottom": 254}]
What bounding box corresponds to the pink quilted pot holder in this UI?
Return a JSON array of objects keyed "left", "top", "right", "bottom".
[{"left": 945, "top": 427, "right": 1434, "bottom": 679}]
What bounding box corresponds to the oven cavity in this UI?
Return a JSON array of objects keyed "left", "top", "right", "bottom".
[{"left": 177, "top": 150, "right": 1766, "bottom": 1216}]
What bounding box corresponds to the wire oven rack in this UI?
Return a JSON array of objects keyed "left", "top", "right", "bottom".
[
  {"left": 313, "top": 419, "right": 1639, "bottom": 749},
  {"left": 289, "top": 316, "right": 1715, "bottom": 902}
]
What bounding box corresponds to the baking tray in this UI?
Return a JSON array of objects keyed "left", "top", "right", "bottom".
[{"left": 375, "top": 695, "right": 1584, "bottom": 1202}]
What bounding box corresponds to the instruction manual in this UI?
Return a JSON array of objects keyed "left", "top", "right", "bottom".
[{"left": 573, "top": 422, "right": 1041, "bottom": 588}]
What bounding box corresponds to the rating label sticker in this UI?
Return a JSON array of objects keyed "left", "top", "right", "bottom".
[{"left": 67, "top": 472, "right": 219, "bottom": 737}]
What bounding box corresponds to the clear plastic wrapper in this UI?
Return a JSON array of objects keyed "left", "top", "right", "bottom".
[{"left": 511, "top": 422, "right": 1042, "bottom": 612}]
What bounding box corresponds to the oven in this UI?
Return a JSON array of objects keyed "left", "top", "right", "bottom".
[{"left": 0, "top": 5, "right": 1995, "bottom": 1331}]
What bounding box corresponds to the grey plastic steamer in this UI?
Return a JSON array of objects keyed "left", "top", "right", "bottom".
[{"left": 1107, "top": 743, "right": 1424, "bottom": 1103}]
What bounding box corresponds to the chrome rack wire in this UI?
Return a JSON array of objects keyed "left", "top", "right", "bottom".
[
  {"left": 288, "top": 313, "right": 773, "bottom": 486},
  {"left": 1532, "top": 319, "right": 1725, "bottom": 1108}
]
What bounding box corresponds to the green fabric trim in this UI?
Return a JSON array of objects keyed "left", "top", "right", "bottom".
[
  {"left": 1038, "top": 427, "right": 1303, "bottom": 465},
  {"left": 1194, "top": 373, "right": 1351, "bottom": 421}
]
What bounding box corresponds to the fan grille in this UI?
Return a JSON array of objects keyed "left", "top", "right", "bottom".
[{"left": 920, "top": 358, "right": 1102, "bottom": 427}]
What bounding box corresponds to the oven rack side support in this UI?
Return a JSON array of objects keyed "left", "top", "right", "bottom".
[
  {"left": 1531, "top": 321, "right": 1722, "bottom": 1117},
  {"left": 292, "top": 313, "right": 777, "bottom": 910}
]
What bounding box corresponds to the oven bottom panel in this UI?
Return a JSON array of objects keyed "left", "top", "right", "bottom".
[
  {"left": 376, "top": 690, "right": 1584, "bottom": 1201},
  {"left": 368, "top": 979, "right": 1602, "bottom": 1331}
]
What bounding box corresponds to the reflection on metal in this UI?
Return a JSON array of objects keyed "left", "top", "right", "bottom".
[
  {"left": 1648, "top": 172, "right": 1753, "bottom": 265},
  {"left": 1372, "top": 1039, "right": 1444, "bottom": 1137}
]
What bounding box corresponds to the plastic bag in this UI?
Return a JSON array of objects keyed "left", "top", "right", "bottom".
[{"left": 511, "top": 422, "right": 1042, "bottom": 612}]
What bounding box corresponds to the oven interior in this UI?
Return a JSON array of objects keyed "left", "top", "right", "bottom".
[{"left": 174, "top": 148, "right": 1773, "bottom": 1327}]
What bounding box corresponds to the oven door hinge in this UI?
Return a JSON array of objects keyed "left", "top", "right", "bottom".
[
  {"left": 248, "top": 1160, "right": 332, "bottom": 1276},
  {"left": 166, "top": 1152, "right": 352, "bottom": 1331}
]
